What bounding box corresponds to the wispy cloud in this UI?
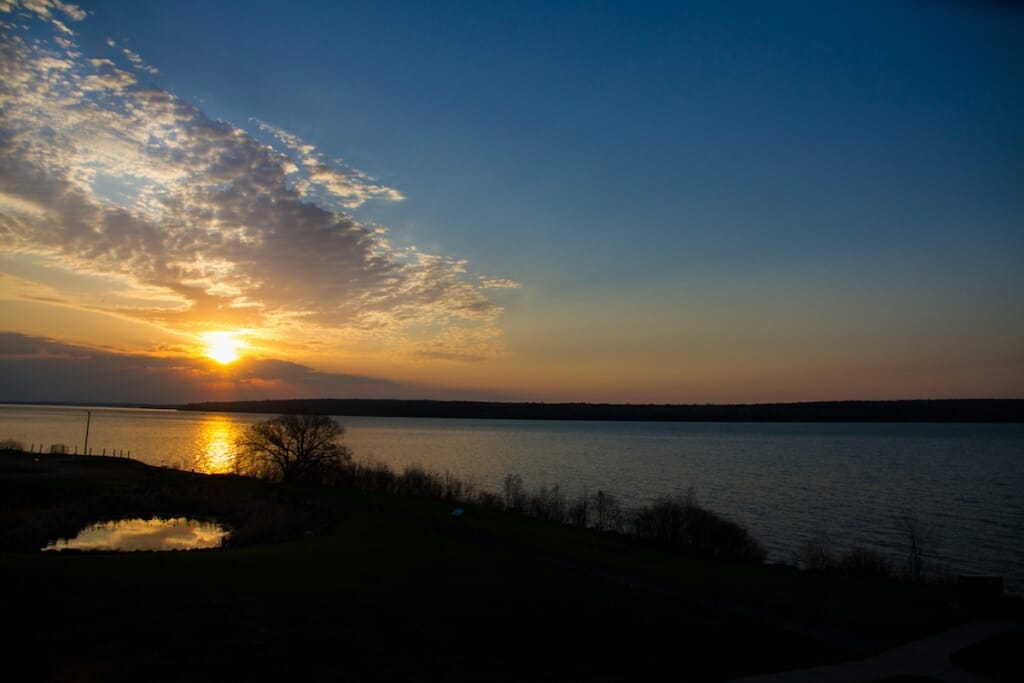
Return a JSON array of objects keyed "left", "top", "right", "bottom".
[{"left": 0, "top": 2, "right": 512, "bottom": 363}]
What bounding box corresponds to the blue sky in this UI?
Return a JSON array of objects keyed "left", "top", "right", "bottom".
[{"left": 1, "top": 0, "right": 1021, "bottom": 403}]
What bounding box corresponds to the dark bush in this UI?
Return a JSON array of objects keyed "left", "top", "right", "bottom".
[
  {"left": 396, "top": 464, "right": 445, "bottom": 498},
  {"left": 475, "top": 490, "right": 503, "bottom": 509},
  {"left": 838, "top": 546, "right": 892, "bottom": 579},
  {"left": 527, "top": 483, "right": 567, "bottom": 523},
  {"left": 503, "top": 473, "right": 526, "bottom": 512},
  {"left": 630, "top": 494, "right": 765, "bottom": 563},
  {"left": 568, "top": 491, "right": 589, "bottom": 528},
  {"left": 798, "top": 535, "right": 834, "bottom": 571},
  {"left": 592, "top": 489, "right": 623, "bottom": 532}
]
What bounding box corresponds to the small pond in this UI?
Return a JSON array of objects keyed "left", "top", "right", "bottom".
[{"left": 42, "top": 517, "right": 230, "bottom": 552}]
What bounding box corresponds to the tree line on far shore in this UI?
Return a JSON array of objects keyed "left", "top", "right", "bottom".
[{"left": 180, "top": 397, "right": 1024, "bottom": 422}]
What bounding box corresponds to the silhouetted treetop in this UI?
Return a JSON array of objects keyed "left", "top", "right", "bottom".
[{"left": 234, "top": 414, "right": 351, "bottom": 484}]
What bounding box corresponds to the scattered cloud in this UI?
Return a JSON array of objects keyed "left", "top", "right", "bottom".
[
  {"left": 479, "top": 277, "right": 522, "bottom": 289},
  {"left": 254, "top": 119, "right": 405, "bottom": 208},
  {"left": 0, "top": 0, "right": 87, "bottom": 25},
  {"left": 411, "top": 325, "right": 508, "bottom": 362},
  {"left": 120, "top": 46, "right": 158, "bottom": 75},
  {"left": 0, "top": 3, "right": 515, "bottom": 365}
]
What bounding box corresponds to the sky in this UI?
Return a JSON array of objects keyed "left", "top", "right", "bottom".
[{"left": 1, "top": 0, "right": 1022, "bottom": 405}]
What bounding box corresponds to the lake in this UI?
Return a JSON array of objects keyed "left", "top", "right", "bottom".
[{"left": 2, "top": 403, "right": 1022, "bottom": 592}]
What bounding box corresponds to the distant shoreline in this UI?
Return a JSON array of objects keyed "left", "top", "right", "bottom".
[{"left": 173, "top": 398, "right": 1024, "bottom": 423}]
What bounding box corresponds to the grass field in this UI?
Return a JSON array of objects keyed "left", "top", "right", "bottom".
[{"left": 0, "top": 450, "right": 997, "bottom": 682}]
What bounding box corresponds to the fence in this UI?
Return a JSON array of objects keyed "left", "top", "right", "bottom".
[{"left": 22, "top": 443, "right": 132, "bottom": 459}]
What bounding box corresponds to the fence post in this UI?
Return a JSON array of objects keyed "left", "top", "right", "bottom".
[{"left": 83, "top": 410, "right": 91, "bottom": 457}]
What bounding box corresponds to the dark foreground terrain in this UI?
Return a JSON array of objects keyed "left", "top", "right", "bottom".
[{"left": 1, "top": 450, "right": 1018, "bottom": 682}]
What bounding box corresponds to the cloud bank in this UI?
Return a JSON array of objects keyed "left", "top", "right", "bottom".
[
  {"left": 0, "top": 332, "right": 487, "bottom": 404},
  {"left": 0, "top": 1, "right": 512, "bottom": 365}
]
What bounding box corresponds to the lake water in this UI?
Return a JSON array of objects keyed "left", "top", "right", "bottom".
[{"left": 3, "top": 404, "right": 1022, "bottom": 592}]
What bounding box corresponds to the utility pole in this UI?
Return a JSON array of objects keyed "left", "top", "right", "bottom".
[{"left": 83, "top": 410, "right": 91, "bottom": 456}]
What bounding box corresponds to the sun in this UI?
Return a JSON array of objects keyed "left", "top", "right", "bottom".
[{"left": 202, "top": 332, "right": 244, "bottom": 365}]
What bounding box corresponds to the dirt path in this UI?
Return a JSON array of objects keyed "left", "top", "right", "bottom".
[{"left": 728, "top": 620, "right": 1020, "bottom": 683}]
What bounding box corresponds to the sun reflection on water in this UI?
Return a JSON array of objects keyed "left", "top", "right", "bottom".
[{"left": 193, "top": 417, "right": 243, "bottom": 474}]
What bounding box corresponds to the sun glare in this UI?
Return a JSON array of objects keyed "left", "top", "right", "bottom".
[{"left": 202, "top": 332, "right": 244, "bottom": 364}]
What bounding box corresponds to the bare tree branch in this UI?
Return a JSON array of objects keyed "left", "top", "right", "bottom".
[{"left": 235, "top": 414, "right": 352, "bottom": 484}]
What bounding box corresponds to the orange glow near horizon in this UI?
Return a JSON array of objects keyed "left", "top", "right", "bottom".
[{"left": 202, "top": 331, "right": 244, "bottom": 365}]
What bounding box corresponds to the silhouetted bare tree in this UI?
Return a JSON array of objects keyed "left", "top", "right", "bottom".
[
  {"left": 503, "top": 473, "right": 526, "bottom": 511},
  {"left": 528, "top": 483, "right": 566, "bottom": 522},
  {"left": 235, "top": 414, "right": 351, "bottom": 484},
  {"left": 592, "top": 489, "right": 622, "bottom": 532},
  {"left": 838, "top": 546, "right": 892, "bottom": 579},
  {"left": 568, "top": 488, "right": 590, "bottom": 528},
  {"left": 897, "top": 512, "right": 929, "bottom": 583}
]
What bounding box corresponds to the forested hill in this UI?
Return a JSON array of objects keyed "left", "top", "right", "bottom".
[{"left": 177, "top": 398, "right": 1023, "bottom": 422}]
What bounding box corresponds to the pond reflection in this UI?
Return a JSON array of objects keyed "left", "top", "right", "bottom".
[
  {"left": 193, "top": 417, "right": 243, "bottom": 473},
  {"left": 42, "top": 517, "right": 229, "bottom": 552}
]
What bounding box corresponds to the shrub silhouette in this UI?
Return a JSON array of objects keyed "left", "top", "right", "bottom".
[
  {"left": 527, "top": 483, "right": 567, "bottom": 523},
  {"left": 591, "top": 489, "right": 623, "bottom": 532},
  {"left": 838, "top": 546, "right": 892, "bottom": 579},
  {"left": 897, "top": 512, "right": 929, "bottom": 583},
  {"left": 503, "top": 473, "right": 526, "bottom": 512},
  {"left": 568, "top": 490, "right": 589, "bottom": 528},
  {"left": 630, "top": 493, "right": 765, "bottom": 563},
  {"left": 397, "top": 464, "right": 445, "bottom": 498}
]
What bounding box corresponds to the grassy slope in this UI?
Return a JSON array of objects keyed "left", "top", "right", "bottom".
[{"left": 0, "top": 451, "right": 977, "bottom": 682}]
